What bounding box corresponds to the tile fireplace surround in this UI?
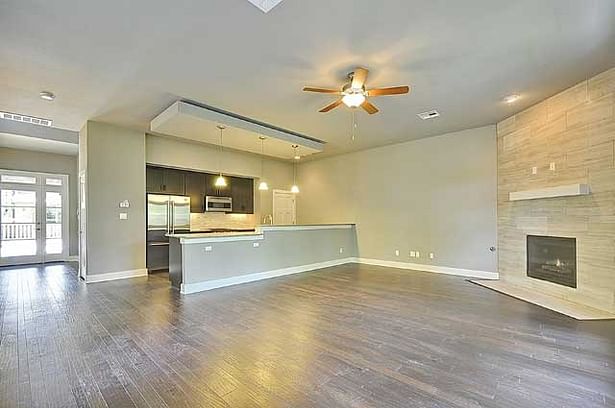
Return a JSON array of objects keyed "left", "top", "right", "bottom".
[{"left": 496, "top": 67, "right": 615, "bottom": 315}]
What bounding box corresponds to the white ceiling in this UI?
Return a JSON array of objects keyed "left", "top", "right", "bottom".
[
  {"left": 1, "top": 0, "right": 614, "bottom": 158},
  {"left": 0, "top": 132, "right": 78, "bottom": 155}
]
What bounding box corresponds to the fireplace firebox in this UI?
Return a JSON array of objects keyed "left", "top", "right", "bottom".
[{"left": 527, "top": 235, "right": 576, "bottom": 288}]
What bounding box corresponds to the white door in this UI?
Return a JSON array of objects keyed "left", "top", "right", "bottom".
[
  {"left": 273, "top": 190, "right": 296, "bottom": 225},
  {"left": 0, "top": 170, "right": 69, "bottom": 266}
]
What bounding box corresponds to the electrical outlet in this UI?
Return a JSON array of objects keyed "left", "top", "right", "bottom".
[
  {"left": 395, "top": 249, "right": 400, "bottom": 257},
  {"left": 550, "top": 162, "right": 556, "bottom": 171},
  {"left": 416, "top": 251, "right": 420, "bottom": 258},
  {"left": 410, "top": 251, "right": 416, "bottom": 258},
  {"left": 531, "top": 166, "right": 538, "bottom": 175},
  {"left": 429, "top": 252, "right": 434, "bottom": 259},
  {"left": 253, "top": 242, "right": 260, "bottom": 248},
  {"left": 119, "top": 212, "right": 128, "bottom": 220},
  {"left": 204, "top": 246, "right": 212, "bottom": 252},
  {"left": 339, "top": 247, "right": 344, "bottom": 254}
]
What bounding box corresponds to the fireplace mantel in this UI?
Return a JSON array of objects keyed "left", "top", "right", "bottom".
[{"left": 509, "top": 183, "right": 590, "bottom": 202}]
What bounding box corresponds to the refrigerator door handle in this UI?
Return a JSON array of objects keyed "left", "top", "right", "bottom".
[
  {"left": 171, "top": 201, "right": 176, "bottom": 233},
  {"left": 166, "top": 200, "right": 171, "bottom": 234}
]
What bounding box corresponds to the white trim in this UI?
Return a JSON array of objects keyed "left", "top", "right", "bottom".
[
  {"left": 173, "top": 233, "right": 264, "bottom": 245},
  {"left": 180, "top": 257, "right": 354, "bottom": 294},
  {"left": 86, "top": 268, "right": 148, "bottom": 283},
  {"left": 355, "top": 258, "right": 499, "bottom": 280},
  {"left": 259, "top": 224, "right": 354, "bottom": 232},
  {"left": 65, "top": 255, "right": 79, "bottom": 262}
]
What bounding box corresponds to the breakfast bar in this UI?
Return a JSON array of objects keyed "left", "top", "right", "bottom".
[{"left": 168, "top": 224, "right": 357, "bottom": 294}]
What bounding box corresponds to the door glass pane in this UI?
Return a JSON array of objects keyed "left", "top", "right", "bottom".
[
  {"left": 45, "top": 178, "right": 62, "bottom": 186},
  {"left": 1, "top": 174, "right": 37, "bottom": 184},
  {"left": 1, "top": 189, "right": 37, "bottom": 258},
  {"left": 45, "top": 191, "right": 62, "bottom": 254}
]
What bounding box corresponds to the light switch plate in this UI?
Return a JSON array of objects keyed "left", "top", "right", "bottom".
[
  {"left": 253, "top": 242, "right": 260, "bottom": 248},
  {"left": 395, "top": 249, "right": 399, "bottom": 257},
  {"left": 410, "top": 251, "right": 416, "bottom": 258},
  {"left": 119, "top": 212, "right": 128, "bottom": 220},
  {"left": 205, "top": 246, "right": 212, "bottom": 252},
  {"left": 531, "top": 166, "right": 538, "bottom": 175}
]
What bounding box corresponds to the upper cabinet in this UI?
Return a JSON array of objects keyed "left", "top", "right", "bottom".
[
  {"left": 231, "top": 177, "right": 254, "bottom": 214},
  {"left": 162, "top": 168, "right": 185, "bottom": 195},
  {"left": 146, "top": 166, "right": 165, "bottom": 193},
  {"left": 185, "top": 172, "right": 206, "bottom": 213},
  {"left": 146, "top": 166, "right": 254, "bottom": 214},
  {"left": 146, "top": 166, "right": 185, "bottom": 195}
]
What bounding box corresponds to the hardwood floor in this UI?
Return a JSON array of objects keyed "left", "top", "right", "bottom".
[{"left": 0, "top": 262, "right": 613, "bottom": 407}]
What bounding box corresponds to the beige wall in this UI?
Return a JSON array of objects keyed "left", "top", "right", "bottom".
[
  {"left": 497, "top": 67, "right": 615, "bottom": 313},
  {"left": 297, "top": 126, "right": 498, "bottom": 273},
  {"left": 81, "top": 121, "right": 146, "bottom": 276},
  {"left": 146, "top": 134, "right": 294, "bottom": 222},
  {"left": 0, "top": 147, "right": 79, "bottom": 256}
]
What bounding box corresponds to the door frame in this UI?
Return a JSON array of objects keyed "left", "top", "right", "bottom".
[
  {"left": 272, "top": 189, "right": 296, "bottom": 225},
  {"left": 0, "top": 169, "right": 70, "bottom": 266}
]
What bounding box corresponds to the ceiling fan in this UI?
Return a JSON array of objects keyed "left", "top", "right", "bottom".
[{"left": 303, "top": 67, "right": 409, "bottom": 114}]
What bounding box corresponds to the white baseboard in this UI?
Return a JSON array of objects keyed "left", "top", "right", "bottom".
[
  {"left": 86, "top": 268, "right": 148, "bottom": 283},
  {"left": 181, "top": 257, "right": 355, "bottom": 294},
  {"left": 355, "top": 257, "right": 499, "bottom": 280},
  {"left": 65, "top": 255, "right": 79, "bottom": 262}
]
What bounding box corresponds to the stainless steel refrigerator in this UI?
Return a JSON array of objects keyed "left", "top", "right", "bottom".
[{"left": 146, "top": 194, "right": 190, "bottom": 271}]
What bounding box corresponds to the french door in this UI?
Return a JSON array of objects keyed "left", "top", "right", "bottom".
[{"left": 0, "top": 170, "right": 69, "bottom": 266}]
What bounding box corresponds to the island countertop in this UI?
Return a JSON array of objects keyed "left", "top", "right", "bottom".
[{"left": 168, "top": 224, "right": 355, "bottom": 244}]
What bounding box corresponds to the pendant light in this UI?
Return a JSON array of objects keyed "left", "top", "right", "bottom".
[
  {"left": 258, "top": 136, "right": 269, "bottom": 191},
  {"left": 290, "top": 145, "right": 300, "bottom": 193},
  {"left": 215, "top": 125, "right": 227, "bottom": 187}
]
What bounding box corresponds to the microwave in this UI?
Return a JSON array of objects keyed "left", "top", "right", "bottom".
[{"left": 205, "top": 196, "right": 232, "bottom": 212}]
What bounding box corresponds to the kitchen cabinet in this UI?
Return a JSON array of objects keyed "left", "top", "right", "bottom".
[
  {"left": 162, "top": 168, "right": 185, "bottom": 195},
  {"left": 185, "top": 171, "right": 206, "bottom": 213},
  {"left": 146, "top": 166, "right": 253, "bottom": 213},
  {"left": 231, "top": 176, "right": 254, "bottom": 214},
  {"left": 146, "top": 166, "right": 165, "bottom": 193},
  {"left": 146, "top": 166, "right": 185, "bottom": 194}
]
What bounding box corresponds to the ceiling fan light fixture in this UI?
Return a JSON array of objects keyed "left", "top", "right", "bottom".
[{"left": 342, "top": 92, "right": 366, "bottom": 108}]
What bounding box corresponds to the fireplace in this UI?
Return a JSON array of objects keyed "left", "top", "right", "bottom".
[{"left": 527, "top": 235, "right": 576, "bottom": 288}]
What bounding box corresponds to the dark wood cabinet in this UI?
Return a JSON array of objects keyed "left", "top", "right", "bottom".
[
  {"left": 162, "top": 169, "right": 185, "bottom": 195},
  {"left": 146, "top": 166, "right": 185, "bottom": 195},
  {"left": 185, "top": 172, "right": 206, "bottom": 213},
  {"left": 231, "top": 177, "right": 254, "bottom": 214},
  {"left": 146, "top": 166, "right": 253, "bottom": 214},
  {"left": 146, "top": 166, "right": 165, "bottom": 193}
]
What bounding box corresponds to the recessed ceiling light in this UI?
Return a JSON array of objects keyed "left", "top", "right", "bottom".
[
  {"left": 39, "top": 91, "right": 55, "bottom": 101},
  {"left": 417, "top": 110, "right": 440, "bottom": 120},
  {"left": 503, "top": 94, "right": 520, "bottom": 104}
]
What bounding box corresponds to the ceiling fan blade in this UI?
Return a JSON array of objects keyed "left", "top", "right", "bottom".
[
  {"left": 361, "top": 100, "right": 379, "bottom": 114},
  {"left": 351, "top": 67, "right": 369, "bottom": 89},
  {"left": 367, "top": 86, "right": 410, "bottom": 96},
  {"left": 303, "top": 87, "right": 341, "bottom": 94},
  {"left": 319, "top": 99, "right": 343, "bottom": 113}
]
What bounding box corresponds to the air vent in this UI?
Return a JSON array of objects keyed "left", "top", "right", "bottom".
[
  {"left": 246, "top": 0, "right": 285, "bottom": 13},
  {"left": 0, "top": 111, "right": 53, "bottom": 127},
  {"left": 417, "top": 110, "right": 440, "bottom": 120}
]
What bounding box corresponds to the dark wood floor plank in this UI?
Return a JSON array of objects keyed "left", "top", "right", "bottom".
[{"left": 0, "top": 262, "right": 613, "bottom": 408}]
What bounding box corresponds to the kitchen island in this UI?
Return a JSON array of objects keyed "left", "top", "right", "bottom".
[{"left": 168, "top": 224, "right": 357, "bottom": 294}]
